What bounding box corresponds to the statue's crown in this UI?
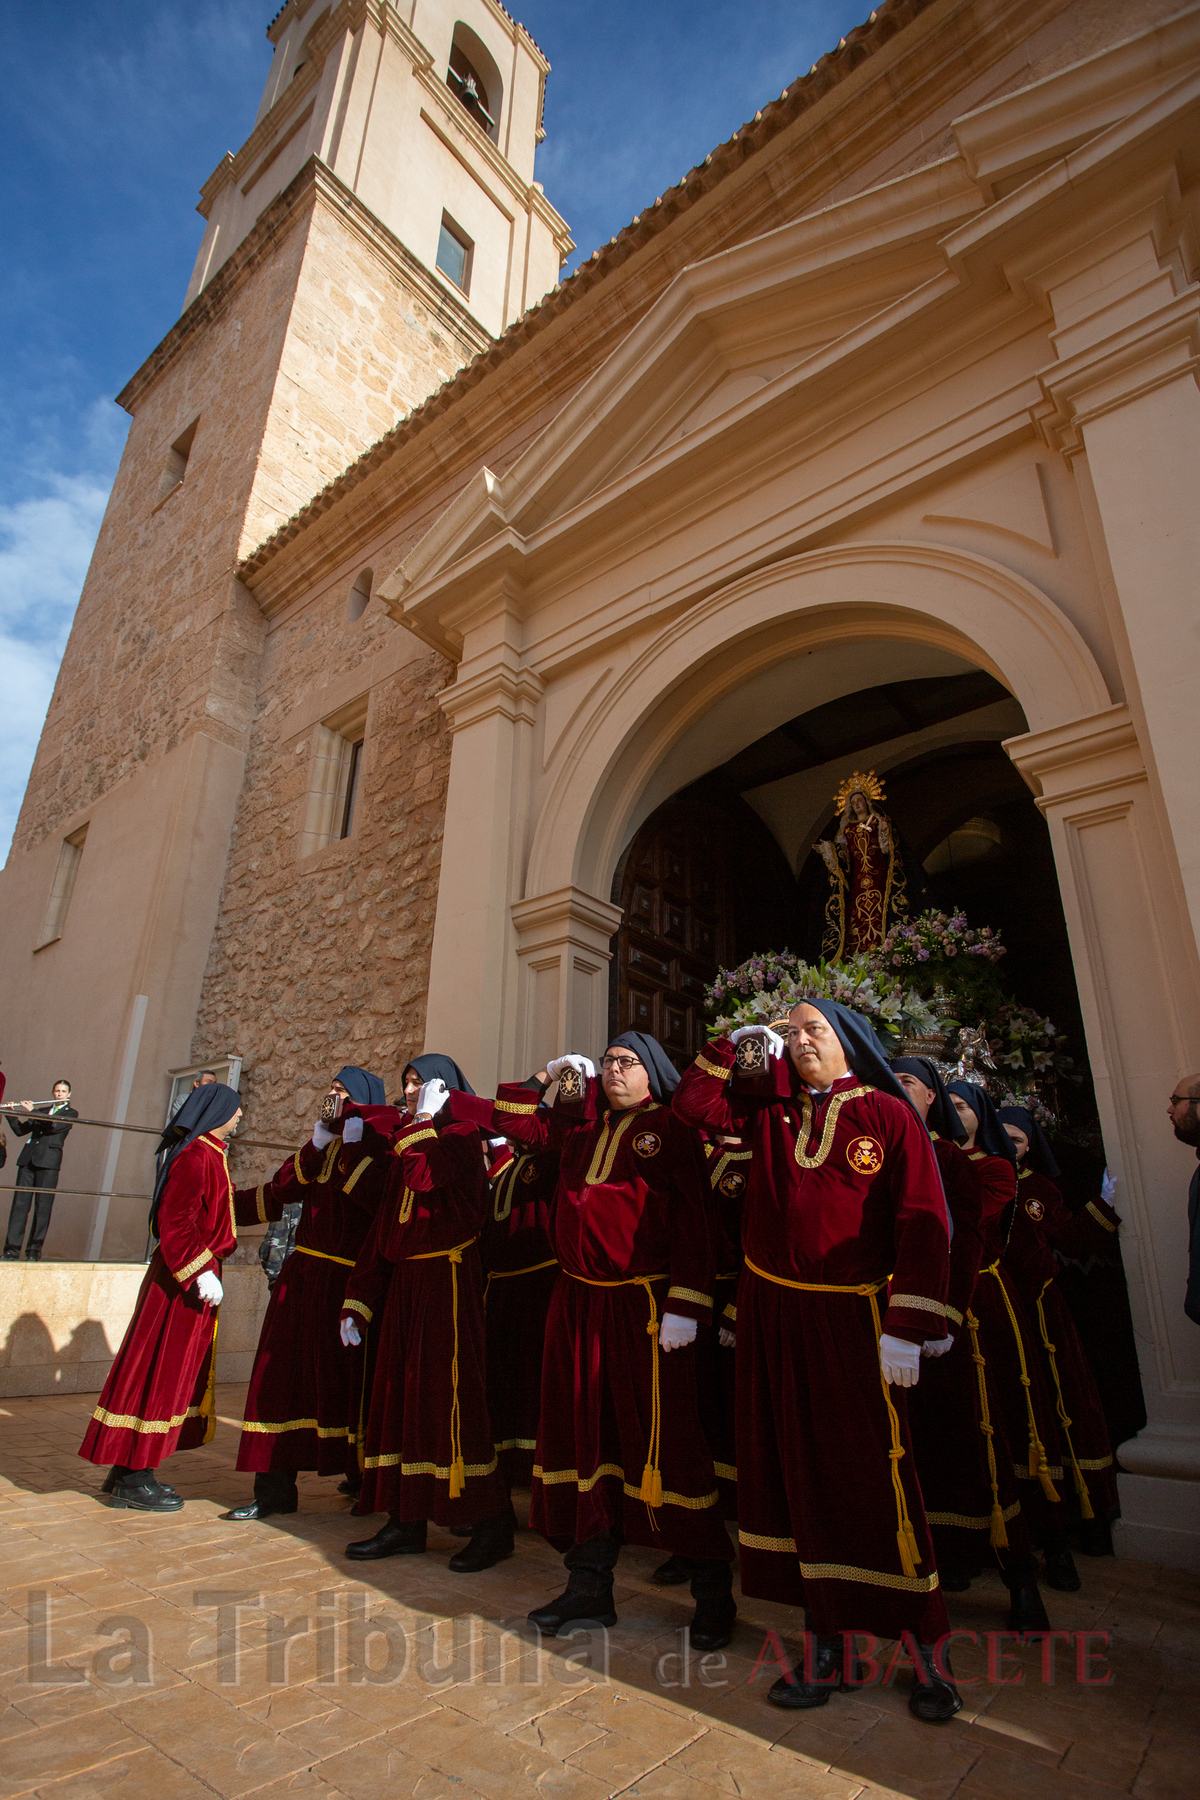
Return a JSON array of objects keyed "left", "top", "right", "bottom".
[{"left": 834, "top": 769, "right": 885, "bottom": 812}]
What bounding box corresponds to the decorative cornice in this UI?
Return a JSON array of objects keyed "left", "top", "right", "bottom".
[
  {"left": 1032, "top": 290, "right": 1200, "bottom": 460},
  {"left": 511, "top": 885, "right": 625, "bottom": 952},
  {"left": 116, "top": 156, "right": 487, "bottom": 416},
  {"left": 438, "top": 653, "right": 544, "bottom": 734},
  {"left": 1004, "top": 704, "right": 1145, "bottom": 809},
  {"left": 236, "top": 0, "right": 948, "bottom": 578}
]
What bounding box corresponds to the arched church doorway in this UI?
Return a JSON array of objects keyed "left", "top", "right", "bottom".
[{"left": 608, "top": 661, "right": 1096, "bottom": 1139}]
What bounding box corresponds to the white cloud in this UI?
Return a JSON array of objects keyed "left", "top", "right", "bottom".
[{"left": 0, "top": 454, "right": 118, "bottom": 864}]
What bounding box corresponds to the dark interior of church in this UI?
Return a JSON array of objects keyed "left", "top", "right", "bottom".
[{"left": 608, "top": 668, "right": 1096, "bottom": 1130}]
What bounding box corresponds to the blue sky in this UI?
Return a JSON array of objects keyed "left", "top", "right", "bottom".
[{"left": 0, "top": 0, "right": 865, "bottom": 860}]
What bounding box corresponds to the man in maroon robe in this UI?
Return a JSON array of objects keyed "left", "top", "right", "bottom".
[
  {"left": 221, "top": 1064, "right": 398, "bottom": 1520},
  {"left": 674, "top": 1002, "right": 959, "bottom": 1723},
  {"left": 893, "top": 1059, "right": 1050, "bottom": 1633},
  {"left": 492, "top": 1031, "right": 736, "bottom": 1652},
  {"left": 79, "top": 1083, "right": 243, "bottom": 1512},
  {"left": 338, "top": 1055, "right": 513, "bottom": 1572}
]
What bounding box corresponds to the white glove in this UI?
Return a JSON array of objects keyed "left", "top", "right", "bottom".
[
  {"left": 880, "top": 1333, "right": 921, "bottom": 1387},
  {"left": 730, "top": 1025, "right": 784, "bottom": 1058},
  {"left": 489, "top": 1137, "right": 508, "bottom": 1150},
  {"left": 547, "top": 1054, "right": 596, "bottom": 1081},
  {"left": 659, "top": 1312, "right": 697, "bottom": 1352},
  {"left": 921, "top": 1335, "right": 955, "bottom": 1358},
  {"left": 417, "top": 1078, "right": 449, "bottom": 1117},
  {"left": 340, "top": 1315, "right": 362, "bottom": 1347},
  {"left": 312, "top": 1119, "right": 336, "bottom": 1147},
  {"left": 1101, "top": 1169, "right": 1117, "bottom": 1205},
  {"left": 195, "top": 1270, "right": 223, "bottom": 1307},
  {"left": 342, "top": 1116, "right": 364, "bottom": 1144},
  {"left": 718, "top": 1327, "right": 736, "bottom": 1349}
]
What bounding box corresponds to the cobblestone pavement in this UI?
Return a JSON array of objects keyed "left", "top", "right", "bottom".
[{"left": 0, "top": 1388, "right": 1194, "bottom": 1800}]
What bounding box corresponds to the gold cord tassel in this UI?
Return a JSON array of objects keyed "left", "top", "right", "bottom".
[
  {"left": 967, "top": 1308, "right": 1009, "bottom": 1549},
  {"left": 448, "top": 1247, "right": 465, "bottom": 1498},
  {"left": 986, "top": 1264, "right": 1059, "bottom": 1505},
  {"left": 1037, "top": 1282, "right": 1094, "bottom": 1519},
  {"left": 639, "top": 1283, "right": 664, "bottom": 1516},
  {"left": 870, "top": 1292, "right": 921, "bottom": 1578}
]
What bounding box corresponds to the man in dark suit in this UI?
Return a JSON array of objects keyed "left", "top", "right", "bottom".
[{"left": 4, "top": 1081, "right": 77, "bottom": 1261}]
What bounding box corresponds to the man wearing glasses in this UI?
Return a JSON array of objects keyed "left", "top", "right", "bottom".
[{"left": 1168, "top": 1078, "right": 1200, "bottom": 1324}]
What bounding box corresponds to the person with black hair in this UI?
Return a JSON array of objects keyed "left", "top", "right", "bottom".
[
  {"left": 4, "top": 1078, "right": 77, "bottom": 1261},
  {"left": 948, "top": 1081, "right": 1074, "bottom": 1591},
  {"left": 999, "top": 1106, "right": 1119, "bottom": 1552},
  {"left": 675, "top": 1003, "right": 958, "bottom": 1724},
  {"left": 895, "top": 1060, "right": 1050, "bottom": 1632},
  {"left": 338, "top": 1054, "right": 512, "bottom": 1573},
  {"left": 221, "top": 1066, "right": 399, "bottom": 1521},
  {"left": 78, "top": 1083, "right": 243, "bottom": 1511},
  {"left": 486, "top": 1031, "right": 736, "bottom": 1652}
]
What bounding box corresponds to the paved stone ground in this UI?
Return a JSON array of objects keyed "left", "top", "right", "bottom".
[{"left": 0, "top": 1387, "right": 1195, "bottom": 1800}]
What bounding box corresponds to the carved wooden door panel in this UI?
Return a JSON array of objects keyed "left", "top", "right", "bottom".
[{"left": 612, "top": 796, "right": 735, "bottom": 1072}]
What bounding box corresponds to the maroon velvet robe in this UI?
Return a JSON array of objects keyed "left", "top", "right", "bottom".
[
  {"left": 674, "top": 1043, "right": 951, "bottom": 1640},
  {"left": 495, "top": 1078, "right": 731, "bottom": 1559},
  {"left": 79, "top": 1134, "right": 236, "bottom": 1470},
  {"left": 341, "top": 1114, "right": 507, "bottom": 1525},
  {"left": 1048, "top": 1186, "right": 1145, "bottom": 1449},
  {"left": 1003, "top": 1168, "right": 1119, "bottom": 1521},
  {"left": 443, "top": 1090, "right": 560, "bottom": 1486},
  {"left": 698, "top": 1139, "right": 751, "bottom": 1520},
  {"left": 906, "top": 1136, "right": 1033, "bottom": 1567},
  {"left": 231, "top": 1108, "right": 397, "bottom": 1476},
  {"left": 966, "top": 1151, "right": 1068, "bottom": 1537}
]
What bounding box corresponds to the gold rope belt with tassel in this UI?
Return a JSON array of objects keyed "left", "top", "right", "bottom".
[
  {"left": 406, "top": 1237, "right": 479, "bottom": 1498},
  {"left": 965, "top": 1307, "right": 1009, "bottom": 1549},
  {"left": 982, "top": 1260, "right": 1059, "bottom": 1503},
  {"left": 566, "top": 1269, "right": 670, "bottom": 1517},
  {"left": 1035, "top": 1277, "right": 1094, "bottom": 1520},
  {"left": 743, "top": 1259, "right": 922, "bottom": 1581}
]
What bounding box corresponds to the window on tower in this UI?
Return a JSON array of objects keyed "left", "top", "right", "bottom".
[
  {"left": 436, "top": 214, "right": 473, "bottom": 295},
  {"left": 299, "top": 697, "right": 369, "bottom": 857},
  {"left": 154, "top": 418, "right": 198, "bottom": 510}
]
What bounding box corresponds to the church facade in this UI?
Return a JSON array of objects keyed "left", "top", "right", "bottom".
[{"left": 3, "top": 0, "right": 1200, "bottom": 1559}]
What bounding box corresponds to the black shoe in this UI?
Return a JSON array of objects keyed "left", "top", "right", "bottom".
[
  {"left": 106, "top": 1473, "right": 184, "bottom": 1513},
  {"left": 100, "top": 1467, "right": 178, "bottom": 1498},
  {"left": 25, "top": 1248, "right": 42, "bottom": 1262},
  {"left": 221, "top": 1497, "right": 299, "bottom": 1521},
  {"left": 767, "top": 1636, "right": 853, "bottom": 1709},
  {"left": 448, "top": 1512, "right": 515, "bottom": 1573},
  {"left": 2, "top": 1251, "right": 18, "bottom": 1261},
  {"left": 1043, "top": 1547, "right": 1081, "bottom": 1591},
  {"left": 652, "top": 1554, "right": 690, "bottom": 1586},
  {"left": 346, "top": 1518, "right": 427, "bottom": 1559},
  {"left": 689, "top": 1596, "right": 737, "bottom": 1652},
  {"left": 337, "top": 1476, "right": 362, "bottom": 1497},
  {"left": 908, "top": 1643, "right": 963, "bottom": 1723},
  {"left": 528, "top": 1583, "right": 617, "bottom": 1635},
  {"left": 1006, "top": 1578, "right": 1051, "bottom": 1633}
]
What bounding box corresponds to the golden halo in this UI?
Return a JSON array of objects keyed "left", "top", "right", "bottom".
[{"left": 834, "top": 769, "right": 885, "bottom": 813}]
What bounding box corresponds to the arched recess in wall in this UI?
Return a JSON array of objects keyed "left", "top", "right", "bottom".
[
  {"left": 447, "top": 22, "right": 504, "bottom": 141},
  {"left": 523, "top": 542, "right": 1112, "bottom": 911}
]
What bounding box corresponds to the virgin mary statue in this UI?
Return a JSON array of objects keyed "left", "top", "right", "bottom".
[{"left": 815, "top": 770, "right": 910, "bottom": 959}]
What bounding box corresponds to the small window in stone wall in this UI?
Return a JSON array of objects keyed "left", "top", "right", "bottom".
[
  {"left": 154, "top": 418, "right": 199, "bottom": 510},
  {"left": 299, "top": 698, "right": 368, "bottom": 856},
  {"left": 37, "top": 824, "right": 88, "bottom": 948},
  {"left": 436, "top": 213, "right": 472, "bottom": 295},
  {"left": 347, "top": 567, "right": 373, "bottom": 622}
]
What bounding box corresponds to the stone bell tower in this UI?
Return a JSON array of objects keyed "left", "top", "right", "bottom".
[{"left": 0, "top": 0, "right": 571, "bottom": 1260}]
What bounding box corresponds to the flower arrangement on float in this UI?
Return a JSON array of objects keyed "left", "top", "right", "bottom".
[{"left": 705, "top": 908, "right": 1077, "bottom": 1112}]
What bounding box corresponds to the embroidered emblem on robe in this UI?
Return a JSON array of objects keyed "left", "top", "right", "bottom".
[
  {"left": 846, "top": 1135, "right": 884, "bottom": 1174},
  {"left": 633, "top": 1131, "right": 662, "bottom": 1158},
  {"left": 718, "top": 1170, "right": 746, "bottom": 1197},
  {"left": 520, "top": 1162, "right": 538, "bottom": 1184},
  {"left": 1025, "top": 1197, "right": 1045, "bottom": 1221}
]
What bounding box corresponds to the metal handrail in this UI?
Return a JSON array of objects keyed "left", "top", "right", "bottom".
[{"left": 0, "top": 1105, "right": 299, "bottom": 1155}]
